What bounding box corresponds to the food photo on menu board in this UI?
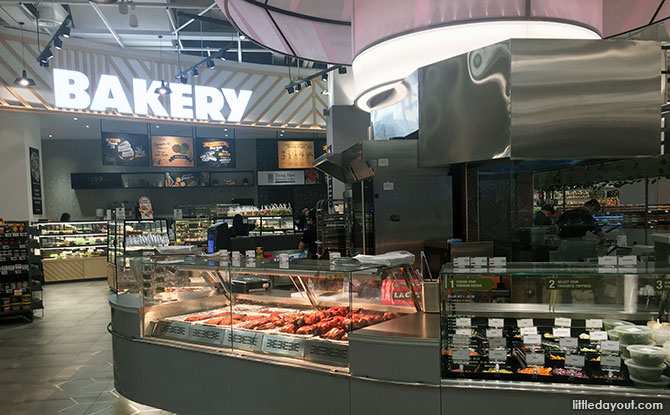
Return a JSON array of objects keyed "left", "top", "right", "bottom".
[
  {"left": 278, "top": 141, "right": 314, "bottom": 169},
  {"left": 101, "top": 132, "right": 149, "bottom": 166},
  {"left": 197, "top": 138, "right": 236, "bottom": 168},
  {"left": 151, "top": 136, "right": 194, "bottom": 167}
]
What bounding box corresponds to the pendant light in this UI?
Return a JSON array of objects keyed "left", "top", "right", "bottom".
[
  {"left": 154, "top": 35, "right": 171, "bottom": 96},
  {"left": 14, "top": 22, "right": 35, "bottom": 87}
]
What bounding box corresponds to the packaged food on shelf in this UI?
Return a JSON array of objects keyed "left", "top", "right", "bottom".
[
  {"left": 626, "top": 345, "right": 668, "bottom": 367},
  {"left": 615, "top": 326, "right": 652, "bottom": 345}
]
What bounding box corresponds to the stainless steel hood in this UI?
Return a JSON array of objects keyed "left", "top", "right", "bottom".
[
  {"left": 369, "top": 39, "right": 662, "bottom": 167},
  {"left": 313, "top": 140, "right": 448, "bottom": 183}
]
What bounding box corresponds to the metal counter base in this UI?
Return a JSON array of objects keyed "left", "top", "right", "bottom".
[{"left": 110, "top": 297, "right": 670, "bottom": 415}]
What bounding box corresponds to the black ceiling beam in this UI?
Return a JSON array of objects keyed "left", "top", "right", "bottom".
[{"left": 240, "top": 0, "right": 350, "bottom": 26}]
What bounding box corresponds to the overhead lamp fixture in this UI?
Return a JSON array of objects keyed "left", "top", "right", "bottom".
[
  {"left": 239, "top": 33, "right": 247, "bottom": 40},
  {"left": 179, "top": 75, "right": 188, "bottom": 84},
  {"left": 206, "top": 59, "right": 215, "bottom": 69},
  {"left": 14, "top": 22, "right": 35, "bottom": 87},
  {"left": 338, "top": 66, "right": 347, "bottom": 74},
  {"left": 45, "top": 47, "right": 54, "bottom": 60},
  {"left": 119, "top": 0, "right": 128, "bottom": 15},
  {"left": 129, "top": 12, "right": 138, "bottom": 28},
  {"left": 155, "top": 35, "right": 171, "bottom": 95},
  {"left": 295, "top": 83, "right": 302, "bottom": 91},
  {"left": 54, "top": 37, "right": 63, "bottom": 50},
  {"left": 155, "top": 80, "right": 172, "bottom": 96},
  {"left": 305, "top": 80, "right": 311, "bottom": 87},
  {"left": 39, "top": 60, "right": 49, "bottom": 68},
  {"left": 61, "top": 26, "right": 70, "bottom": 38},
  {"left": 286, "top": 85, "right": 295, "bottom": 94},
  {"left": 219, "top": 55, "right": 226, "bottom": 61},
  {"left": 321, "top": 73, "right": 328, "bottom": 81},
  {"left": 192, "top": 67, "right": 199, "bottom": 78}
]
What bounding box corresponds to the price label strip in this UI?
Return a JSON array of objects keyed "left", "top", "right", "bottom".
[
  {"left": 153, "top": 321, "right": 190, "bottom": 341},
  {"left": 228, "top": 329, "right": 264, "bottom": 352},
  {"left": 261, "top": 334, "right": 306, "bottom": 358},
  {"left": 489, "top": 349, "right": 507, "bottom": 362},
  {"left": 188, "top": 325, "right": 227, "bottom": 347},
  {"left": 304, "top": 339, "right": 348, "bottom": 366},
  {"left": 565, "top": 354, "right": 585, "bottom": 369},
  {"left": 452, "top": 349, "right": 471, "bottom": 364}
]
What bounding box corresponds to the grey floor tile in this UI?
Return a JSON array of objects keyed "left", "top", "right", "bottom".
[{"left": 31, "top": 398, "right": 91, "bottom": 415}]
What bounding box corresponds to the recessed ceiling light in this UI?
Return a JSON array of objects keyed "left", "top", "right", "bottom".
[
  {"left": 73, "top": 117, "right": 78, "bottom": 121},
  {"left": 224, "top": 128, "right": 228, "bottom": 131},
  {"left": 155, "top": 125, "right": 160, "bottom": 128},
  {"left": 281, "top": 130, "right": 285, "bottom": 133},
  {"left": 48, "top": 134, "right": 53, "bottom": 138},
  {"left": 85, "top": 125, "right": 90, "bottom": 128},
  {"left": 280, "top": 134, "right": 284, "bottom": 137}
]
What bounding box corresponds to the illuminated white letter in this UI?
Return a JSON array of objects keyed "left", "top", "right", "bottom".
[
  {"left": 194, "top": 85, "right": 225, "bottom": 121},
  {"left": 53, "top": 68, "right": 91, "bottom": 109},
  {"left": 133, "top": 79, "right": 168, "bottom": 117},
  {"left": 169, "top": 83, "right": 194, "bottom": 119},
  {"left": 90, "top": 74, "right": 132, "bottom": 113},
  {"left": 222, "top": 89, "right": 252, "bottom": 122}
]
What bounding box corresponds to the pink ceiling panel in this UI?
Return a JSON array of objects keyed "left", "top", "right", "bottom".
[
  {"left": 266, "top": 0, "right": 353, "bottom": 21},
  {"left": 652, "top": 0, "right": 670, "bottom": 22},
  {"left": 531, "top": 0, "right": 603, "bottom": 35},
  {"left": 224, "top": 0, "right": 293, "bottom": 56},
  {"left": 602, "top": 0, "right": 662, "bottom": 37},
  {"left": 269, "top": 10, "right": 352, "bottom": 64},
  {"left": 353, "top": 0, "right": 528, "bottom": 56}
]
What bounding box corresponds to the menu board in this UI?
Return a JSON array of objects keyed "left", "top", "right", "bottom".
[
  {"left": 151, "top": 136, "right": 194, "bottom": 167},
  {"left": 278, "top": 141, "right": 314, "bottom": 169},
  {"left": 102, "top": 132, "right": 149, "bottom": 166},
  {"left": 197, "top": 138, "right": 236, "bottom": 168}
]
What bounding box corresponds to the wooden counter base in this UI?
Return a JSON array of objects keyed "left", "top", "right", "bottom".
[{"left": 43, "top": 256, "right": 107, "bottom": 282}]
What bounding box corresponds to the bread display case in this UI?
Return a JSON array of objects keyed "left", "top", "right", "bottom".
[
  {"left": 440, "top": 263, "right": 670, "bottom": 413},
  {"left": 173, "top": 218, "right": 212, "bottom": 246},
  {"left": 107, "top": 220, "right": 169, "bottom": 290},
  {"left": 34, "top": 221, "right": 107, "bottom": 282}
]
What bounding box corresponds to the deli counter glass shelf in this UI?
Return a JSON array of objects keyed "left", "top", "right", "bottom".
[
  {"left": 174, "top": 218, "right": 212, "bottom": 246},
  {"left": 35, "top": 221, "right": 107, "bottom": 259},
  {"left": 137, "top": 258, "right": 420, "bottom": 368},
  {"left": 107, "top": 220, "right": 169, "bottom": 265},
  {"left": 440, "top": 263, "right": 670, "bottom": 389},
  {"left": 247, "top": 215, "right": 295, "bottom": 236}
]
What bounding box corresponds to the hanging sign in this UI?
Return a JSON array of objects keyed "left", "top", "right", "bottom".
[
  {"left": 53, "top": 69, "right": 252, "bottom": 122},
  {"left": 29, "top": 148, "right": 43, "bottom": 215}
]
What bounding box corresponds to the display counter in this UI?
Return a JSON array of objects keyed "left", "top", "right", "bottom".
[
  {"left": 35, "top": 221, "right": 108, "bottom": 282},
  {"left": 110, "top": 259, "right": 670, "bottom": 415}
]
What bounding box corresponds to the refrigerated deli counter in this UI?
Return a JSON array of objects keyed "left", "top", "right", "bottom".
[{"left": 110, "top": 259, "right": 670, "bottom": 415}]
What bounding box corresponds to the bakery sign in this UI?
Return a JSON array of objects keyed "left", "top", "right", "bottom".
[{"left": 52, "top": 69, "right": 252, "bottom": 122}]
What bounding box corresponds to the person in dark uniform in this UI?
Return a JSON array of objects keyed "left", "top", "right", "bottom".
[
  {"left": 556, "top": 199, "right": 605, "bottom": 240},
  {"left": 533, "top": 205, "right": 555, "bottom": 226},
  {"left": 298, "top": 209, "right": 318, "bottom": 258},
  {"left": 231, "top": 214, "right": 255, "bottom": 237}
]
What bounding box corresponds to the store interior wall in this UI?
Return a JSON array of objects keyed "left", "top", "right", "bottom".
[
  {"left": 42, "top": 138, "right": 258, "bottom": 220},
  {"left": 0, "top": 112, "right": 43, "bottom": 222}
]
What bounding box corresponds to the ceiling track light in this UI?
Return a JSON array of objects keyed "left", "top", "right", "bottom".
[
  {"left": 192, "top": 67, "right": 199, "bottom": 78},
  {"left": 174, "top": 48, "right": 227, "bottom": 81},
  {"left": 36, "top": 14, "right": 72, "bottom": 64},
  {"left": 207, "top": 59, "right": 215, "bottom": 69},
  {"left": 283, "top": 65, "right": 347, "bottom": 95}
]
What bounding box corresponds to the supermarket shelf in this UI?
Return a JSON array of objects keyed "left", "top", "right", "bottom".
[
  {"left": 0, "top": 309, "right": 32, "bottom": 317},
  {"left": 40, "top": 245, "right": 108, "bottom": 250},
  {"left": 38, "top": 233, "right": 107, "bottom": 238},
  {"left": 0, "top": 233, "right": 28, "bottom": 238}
]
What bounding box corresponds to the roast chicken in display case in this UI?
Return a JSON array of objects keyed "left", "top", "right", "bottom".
[{"left": 138, "top": 257, "right": 420, "bottom": 367}]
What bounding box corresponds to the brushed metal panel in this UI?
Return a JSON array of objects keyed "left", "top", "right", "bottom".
[
  {"left": 419, "top": 42, "right": 512, "bottom": 167},
  {"left": 371, "top": 72, "right": 419, "bottom": 140},
  {"left": 373, "top": 175, "right": 452, "bottom": 262},
  {"left": 418, "top": 39, "right": 661, "bottom": 166},
  {"left": 510, "top": 39, "right": 661, "bottom": 159}
]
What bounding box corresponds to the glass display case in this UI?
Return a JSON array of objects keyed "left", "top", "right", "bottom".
[
  {"left": 248, "top": 215, "right": 295, "bottom": 236},
  {"left": 35, "top": 221, "right": 107, "bottom": 259},
  {"left": 174, "top": 218, "right": 212, "bottom": 246},
  {"left": 107, "top": 219, "right": 169, "bottom": 265},
  {"left": 138, "top": 258, "right": 420, "bottom": 367},
  {"left": 440, "top": 263, "right": 670, "bottom": 389}
]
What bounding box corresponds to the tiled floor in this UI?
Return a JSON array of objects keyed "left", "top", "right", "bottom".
[{"left": 0, "top": 280, "right": 172, "bottom": 415}]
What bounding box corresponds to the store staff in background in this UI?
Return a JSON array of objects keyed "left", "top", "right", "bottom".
[
  {"left": 533, "top": 205, "right": 555, "bottom": 226},
  {"left": 231, "top": 214, "right": 255, "bottom": 237},
  {"left": 298, "top": 209, "right": 318, "bottom": 258},
  {"left": 296, "top": 207, "right": 310, "bottom": 231},
  {"left": 59, "top": 212, "right": 71, "bottom": 222},
  {"left": 556, "top": 199, "right": 605, "bottom": 240}
]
